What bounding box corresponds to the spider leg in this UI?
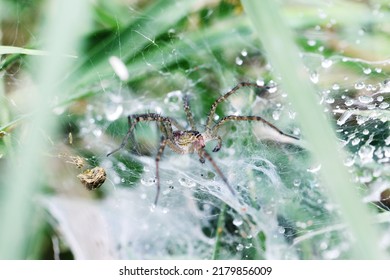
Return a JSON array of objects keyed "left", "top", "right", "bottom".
[
  {"left": 212, "top": 136, "right": 222, "bottom": 152},
  {"left": 197, "top": 149, "right": 205, "bottom": 163},
  {"left": 107, "top": 113, "right": 176, "bottom": 156},
  {"left": 201, "top": 149, "right": 236, "bottom": 196},
  {"left": 154, "top": 137, "right": 168, "bottom": 205},
  {"left": 169, "top": 118, "right": 186, "bottom": 131},
  {"left": 183, "top": 94, "right": 197, "bottom": 130},
  {"left": 205, "top": 82, "right": 266, "bottom": 130},
  {"left": 107, "top": 115, "right": 136, "bottom": 156},
  {"left": 212, "top": 115, "right": 299, "bottom": 141}
]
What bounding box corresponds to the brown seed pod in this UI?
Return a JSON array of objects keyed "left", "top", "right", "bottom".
[{"left": 77, "top": 167, "right": 106, "bottom": 190}]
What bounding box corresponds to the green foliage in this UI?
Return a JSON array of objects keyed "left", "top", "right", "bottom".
[{"left": 1, "top": 0, "right": 390, "bottom": 260}]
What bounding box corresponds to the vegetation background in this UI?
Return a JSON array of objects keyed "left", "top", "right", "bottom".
[{"left": 0, "top": 0, "right": 389, "bottom": 259}]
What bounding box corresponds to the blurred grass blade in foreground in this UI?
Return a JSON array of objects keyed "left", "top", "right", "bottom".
[
  {"left": 0, "top": 0, "right": 90, "bottom": 259},
  {"left": 241, "top": 0, "right": 386, "bottom": 259}
]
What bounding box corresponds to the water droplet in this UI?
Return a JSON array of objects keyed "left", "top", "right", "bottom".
[
  {"left": 320, "top": 242, "right": 328, "bottom": 250},
  {"left": 359, "top": 169, "right": 373, "bottom": 183},
  {"left": 362, "top": 129, "right": 370, "bottom": 135},
  {"left": 141, "top": 177, "right": 155, "bottom": 186},
  {"left": 378, "top": 80, "right": 390, "bottom": 94},
  {"left": 293, "top": 179, "right": 301, "bottom": 187},
  {"left": 235, "top": 57, "right": 243, "bottom": 65},
  {"left": 278, "top": 227, "right": 286, "bottom": 234},
  {"left": 358, "top": 95, "right": 373, "bottom": 104},
  {"left": 241, "top": 49, "right": 248, "bottom": 57},
  {"left": 272, "top": 110, "right": 280, "bottom": 120},
  {"left": 321, "top": 59, "right": 333, "bottom": 68},
  {"left": 379, "top": 102, "right": 389, "bottom": 109},
  {"left": 344, "top": 99, "right": 354, "bottom": 106},
  {"left": 323, "top": 249, "right": 340, "bottom": 260},
  {"left": 374, "top": 147, "right": 384, "bottom": 159},
  {"left": 332, "top": 84, "right": 340, "bottom": 90},
  {"left": 267, "top": 81, "right": 278, "bottom": 93},
  {"left": 143, "top": 166, "right": 150, "bottom": 172},
  {"left": 307, "top": 39, "right": 316, "bottom": 46},
  {"left": 385, "top": 136, "right": 390, "bottom": 146},
  {"left": 358, "top": 145, "right": 374, "bottom": 164},
  {"left": 105, "top": 104, "right": 123, "bottom": 121},
  {"left": 114, "top": 163, "right": 125, "bottom": 172},
  {"left": 366, "top": 84, "right": 375, "bottom": 91},
  {"left": 310, "top": 71, "right": 319, "bottom": 84},
  {"left": 377, "top": 96, "right": 384, "bottom": 102},
  {"left": 236, "top": 244, "right": 244, "bottom": 251},
  {"left": 351, "top": 138, "right": 360, "bottom": 146},
  {"left": 363, "top": 68, "right": 372, "bottom": 75},
  {"left": 356, "top": 115, "right": 368, "bottom": 125},
  {"left": 109, "top": 56, "right": 129, "bottom": 81},
  {"left": 318, "top": 9, "right": 327, "bottom": 19},
  {"left": 164, "top": 90, "right": 182, "bottom": 111},
  {"left": 288, "top": 110, "right": 296, "bottom": 119},
  {"left": 295, "top": 221, "right": 307, "bottom": 229},
  {"left": 178, "top": 178, "right": 196, "bottom": 188},
  {"left": 384, "top": 147, "right": 390, "bottom": 158},
  {"left": 233, "top": 218, "right": 243, "bottom": 227},
  {"left": 325, "top": 97, "right": 335, "bottom": 104},
  {"left": 256, "top": 79, "right": 265, "bottom": 86},
  {"left": 343, "top": 156, "right": 355, "bottom": 167},
  {"left": 354, "top": 82, "right": 365, "bottom": 90},
  {"left": 307, "top": 164, "right": 321, "bottom": 173}
]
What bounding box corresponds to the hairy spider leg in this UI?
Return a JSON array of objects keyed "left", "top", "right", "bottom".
[
  {"left": 183, "top": 94, "right": 197, "bottom": 131},
  {"left": 107, "top": 113, "right": 175, "bottom": 156},
  {"left": 205, "top": 82, "right": 265, "bottom": 130},
  {"left": 212, "top": 115, "right": 300, "bottom": 141},
  {"left": 201, "top": 149, "right": 236, "bottom": 196},
  {"left": 155, "top": 138, "right": 168, "bottom": 205},
  {"left": 212, "top": 135, "right": 223, "bottom": 152}
]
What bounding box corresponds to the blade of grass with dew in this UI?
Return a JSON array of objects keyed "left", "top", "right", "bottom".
[
  {"left": 0, "top": 46, "right": 77, "bottom": 71},
  {"left": 0, "top": 0, "right": 90, "bottom": 259},
  {"left": 241, "top": 0, "right": 386, "bottom": 259}
]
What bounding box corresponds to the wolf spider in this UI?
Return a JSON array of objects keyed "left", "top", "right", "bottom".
[{"left": 107, "top": 82, "right": 299, "bottom": 205}]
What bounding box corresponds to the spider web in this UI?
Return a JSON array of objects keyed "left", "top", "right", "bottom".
[{"left": 5, "top": 0, "right": 388, "bottom": 259}]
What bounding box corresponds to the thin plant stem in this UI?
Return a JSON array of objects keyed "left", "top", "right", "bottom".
[{"left": 212, "top": 203, "right": 227, "bottom": 260}]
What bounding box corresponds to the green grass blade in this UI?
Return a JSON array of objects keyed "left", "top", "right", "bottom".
[{"left": 0, "top": 46, "right": 50, "bottom": 56}]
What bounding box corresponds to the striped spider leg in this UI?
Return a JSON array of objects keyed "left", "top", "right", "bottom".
[{"left": 203, "top": 82, "right": 299, "bottom": 153}]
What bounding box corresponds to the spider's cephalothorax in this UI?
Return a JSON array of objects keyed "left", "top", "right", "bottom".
[
  {"left": 173, "top": 130, "right": 204, "bottom": 151},
  {"left": 107, "top": 82, "right": 299, "bottom": 205}
]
